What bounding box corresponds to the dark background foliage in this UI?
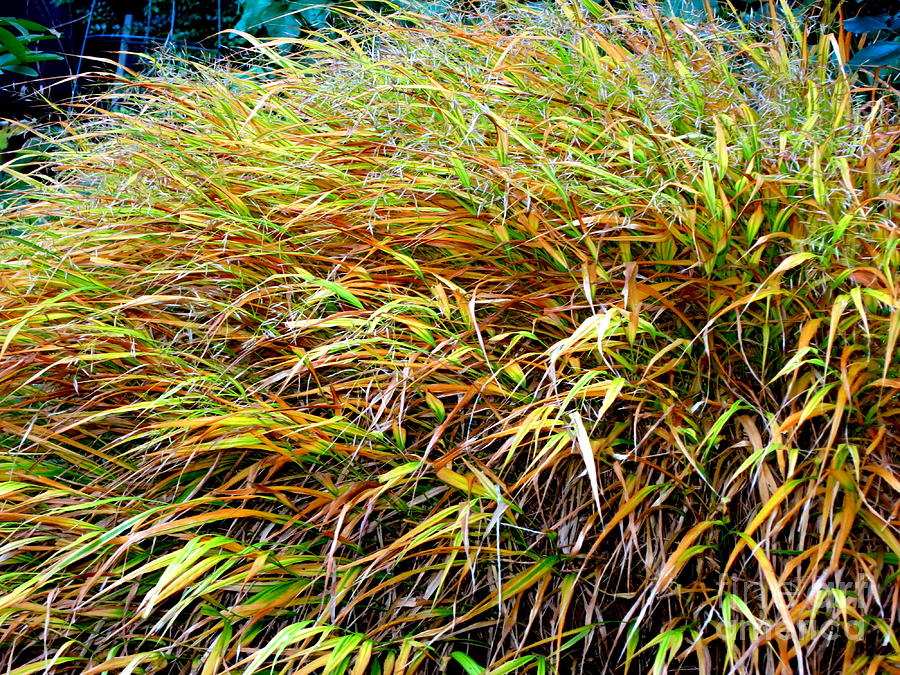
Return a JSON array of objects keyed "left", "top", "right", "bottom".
[
  {"left": 2, "top": 0, "right": 241, "bottom": 117},
  {"left": 0, "top": 0, "right": 895, "bottom": 119}
]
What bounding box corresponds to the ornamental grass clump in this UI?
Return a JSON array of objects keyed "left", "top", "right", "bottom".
[{"left": 0, "top": 4, "right": 898, "bottom": 673}]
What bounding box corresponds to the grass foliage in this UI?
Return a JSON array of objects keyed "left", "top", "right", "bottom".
[{"left": 1, "top": 3, "right": 899, "bottom": 673}]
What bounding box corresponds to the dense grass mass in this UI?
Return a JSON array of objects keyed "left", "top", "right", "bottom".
[{"left": 1, "top": 4, "right": 899, "bottom": 673}]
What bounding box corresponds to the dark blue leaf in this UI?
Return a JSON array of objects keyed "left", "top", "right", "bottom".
[
  {"left": 849, "top": 41, "right": 900, "bottom": 68},
  {"left": 843, "top": 16, "right": 891, "bottom": 34}
]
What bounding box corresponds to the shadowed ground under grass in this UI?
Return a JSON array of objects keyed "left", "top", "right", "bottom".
[{"left": 0, "top": 4, "right": 898, "bottom": 673}]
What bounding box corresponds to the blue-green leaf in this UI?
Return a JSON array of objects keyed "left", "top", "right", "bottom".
[
  {"left": 0, "top": 17, "right": 59, "bottom": 35},
  {"left": 2, "top": 63, "right": 38, "bottom": 76},
  {"left": 236, "top": 0, "right": 330, "bottom": 37},
  {"left": 844, "top": 16, "right": 892, "bottom": 34},
  {"left": 0, "top": 26, "right": 28, "bottom": 62},
  {"left": 661, "top": 0, "right": 716, "bottom": 21},
  {"left": 286, "top": 0, "right": 330, "bottom": 30},
  {"left": 850, "top": 41, "right": 900, "bottom": 69}
]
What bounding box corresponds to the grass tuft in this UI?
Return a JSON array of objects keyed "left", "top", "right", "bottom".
[{"left": 1, "top": 4, "right": 899, "bottom": 673}]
